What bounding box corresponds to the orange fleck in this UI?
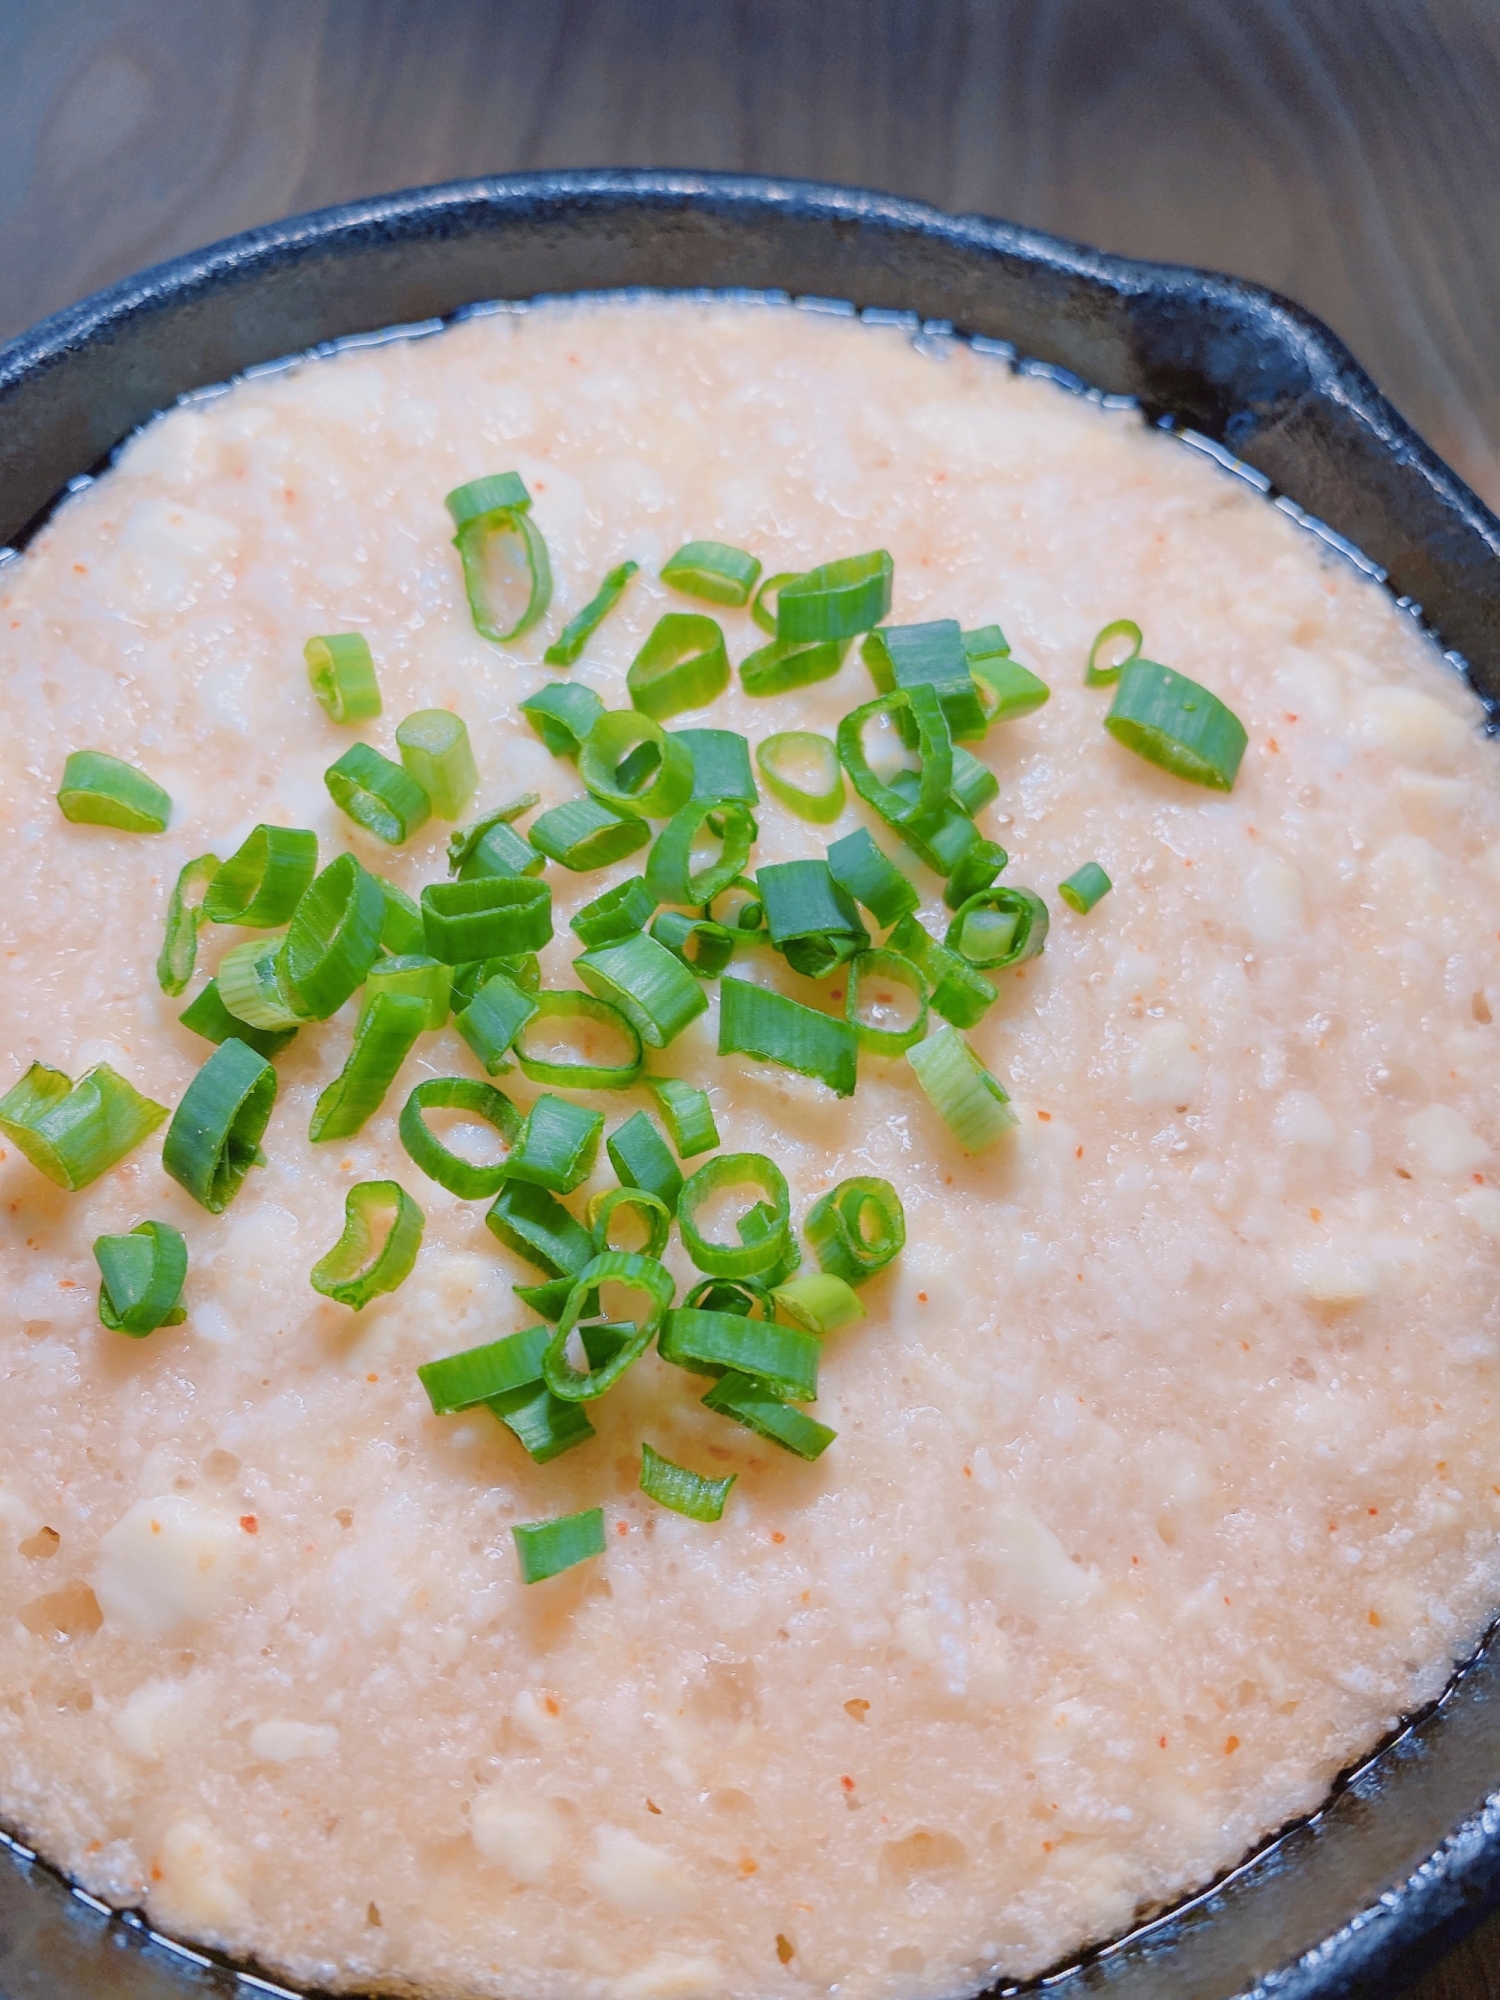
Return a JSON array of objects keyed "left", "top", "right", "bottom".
[
  {"left": 73, "top": 563, "right": 87, "bottom": 574},
  {"left": 1309, "top": 1208, "right": 1321, "bottom": 1223},
  {"left": 1476, "top": 1173, "right": 1486, "bottom": 1185},
  {"left": 916, "top": 1291, "right": 928, "bottom": 1303},
  {"left": 962, "top": 1465, "right": 972, "bottom": 1478},
  {"left": 845, "top": 1699, "right": 869, "bottom": 1721},
  {"left": 739, "top": 1855, "right": 758, "bottom": 1875},
  {"left": 543, "top": 1696, "right": 560, "bottom": 1715},
  {"left": 366, "top": 1373, "right": 378, "bottom": 1383},
  {"left": 1369, "top": 1610, "right": 1381, "bottom": 1626},
  {"left": 150, "top": 1864, "right": 162, "bottom": 1882},
  {"left": 771, "top": 1531, "right": 785, "bottom": 1545},
  {"left": 616, "top": 1520, "right": 629, "bottom": 1536},
  {"left": 1267, "top": 737, "right": 1280, "bottom": 753},
  {"left": 1075, "top": 1145, "right": 1084, "bottom": 1159},
  {"left": 1042, "top": 1840, "right": 1054, "bottom": 1853},
  {"left": 1158, "top": 1735, "right": 1168, "bottom": 1749},
  {"left": 776, "top": 1935, "right": 795, "bottom": 1965},
  {"left": 1036, "top": 1109, "right": 1051, "bottom": 1122},
  {"left": 1368, "top": 1507, "right": 1378, "bottom": 1516},
  {"left": 645, "top": 1799, "right": 661, "bottom": 1814},
  {"left": 239, "top": 1515, "right": 258, "bottom": 1534},
  {"left": 840, "top": 1776, "right": 855, "bottom": 1791},
  {"left": 1224, "top": 1736, "right": 1240, "bottom": 1755},
  {"left": 1284, "top": 712, "right": 1299, "bottom": 723},
  {"left": 1223, "top": 1596, "right": 1231, "bottom": 1606},
  {"left": 1329, "top": 1522, "right": 1338, "bottom": 1532}
]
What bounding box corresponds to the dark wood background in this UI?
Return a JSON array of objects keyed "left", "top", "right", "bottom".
[{"left": 5, "top": 3, "right": 1500, "bottom": 1996}]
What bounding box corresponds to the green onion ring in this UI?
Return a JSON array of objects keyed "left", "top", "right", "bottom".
[
  {"left": 94, "top": 1220, "right": 188, "bottom": 1337},
  {"left": 755, "top": 731, "right": 845, "bottom": 823},
  {"left": 399, "top": 1076, "right": 522, "bottom": 1198},
  {"left": 324, "top": 742, "right": 432, "bottom": 845},
  {"left": 944, "top": 837, "right": 1008, "bottom": 912},
  {"left": 701, "top": 1373, "right": 836, "bottom": 1460},
  {"left": 676, "top": 726, "right": 759, "bottom": 806},
  {"left": 907, "top": 1025, "right": 1019, "bottom": 1154},
  {"left": 310, "top": 1179, "right": 425, "bottom": 1309},
  {"left": 571, "top": 875, "right": 657, "bottom": 949},
  {"left": 717, "top": 976, "right": 859, "bottom": 1098},
  {"left": 771, "top": 1271, "right": 865, "bottom": 1336},
  {"left": 658, "top": 1306, "right": 820, "bottom": 1402},
  {"left": 421, "top": 875, "right": 553, "bottom": 963},
  {"left": 777, "top": 550, "right": 893, "bottom": 644},
  {"left": 678, "top": 1151, "right": 792, "bottom": 1278},
  {"left": 836, "top": 685, "right": 953, "bottom": 832},
  {"left": 645, "top": 798, "right": 757, "bottom": 907},
  {"left": 750, "top": 570, "right": 800, "bottom": 636},
  {"left": 844, "top": 947, "right": 930, "bottom": 1054},
  {"left": 627, "top": 613, "right": 730, "bottom": 721},
  {"left": 512, "top": 1508, "right": 605, "bottom": 1583},
  {"left": 543, "top": 1250, "right": 675, "bottom": 1401},
  {"left": 395, "top": 709, "right": 478, "bottom": 820},
  {"left": 605, "top": 1110, "right": 683, "bottom": 1212},
  {"left": 447, "top": 475, "right": 553, "bottom": 643},
  {"left": 57, "top": 750, "right": 171, "bottom": 833},
  {"left": 648, "top": 1076, "right": 720, "bottom": 1157},
  {"left": 513, "top": 990, "right": 644, "bottom": 1088},
  {"left": 639, "top": 1443, "right": 735, "bottom": 1522},
  {"left": 528, "top": 796, "right": 650, "bottom": 871},
  {"left": 826, "top": 827, "right": 919, "bottom": 929},
  {"left": 454, "top": 969, "right": 539, "bottom": 1075},
  {"left": 505, "top": 1094, "right": 605, "bottom": 1194},
  {"left": 309, "top": 990, "right": 428, "bottom": 1143},
  {"left": 204, "top": 825, "right": 318, "bottom": 927},
  {"left": 522, "top": 682, "right": 605, "bottom": 757},
  {"left": 156, "top": 852, "right": 220, "bottom": 996},
  {"left": 661, "top": 540, "right": 761, "bottom": 607},
  {"left": 945, "top": 886, "right": 1050, "bottom": 970},
  {"left": 0, "top": 1059, "right": 166, "bottom": 1192},
  {"left": 217, "top": 935, "right": 306, "bottom": 1032},
  {"left": 587, "top": 1185, "right": 672, "bottom": 1260},
  {"left": 285, "top": 853, "right": 386, "bottom": 1019},
  {"left": 1059, "top": 861, "right": 1112, "bottom": 914},
  {"left": 1104, "top": 659, "right": 1248, "bottom": 791},
  {"left": 739, "top": 634, "right": 850, "bottom": 697},
  {"left": 305, "top": 632, "right": 382, "bottom": 722},
  {"left": 683, "top": 1275, "right": 773, "bottom": 1316},
  {"left": 580, "top": 709, "right": 695, "bottom": 818},
  {"left": 805, "top": 1175, "right": 906, "bottom": 1288},
  {"left": 650, "top": 910, "right": 738, "bottom": 978},
  {"left": 574, "top": 930, "right": 708, "bottom": 1048},
  {"left": 162, "top": 1038, "right": 276, "bottom": 1213},
  {"left": 1085, "top": 618, "right": 1143, "bottom": 687}
]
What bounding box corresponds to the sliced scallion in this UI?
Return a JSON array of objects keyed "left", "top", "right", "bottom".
[
  {"left": 826, "top": 827, "right": 919, "bottom": 928},
  {"left": 1085, "top": 618, "right": 1143, "bottom": 687},
  {"left": 418, "top": 1323, "right": 551, "bottom": 1413},
  {"left": 604, "top": 1110, "right": 683, "bottom": 1213},
  {"left": 650, "top": 910, "right": 737, "bottom": 978},
  {"left": 751, "top": 570, "right": 799, "bottom": 636},
  {"left": 740, "top": 634, "right": 850, "bottom": 698},
  {"left": 580, "top": 710, "right": 695, "bottom": 819},
  {"left": 487, "top": 1177, "right": 593, "bottom": 1279},
  {"left": 94, "top": 1220, "right": 188, "bottom": 1337},
  {"left": 179, "top": 979, "right": 298, "bottom": 1059},
  {"left": 528, "top": 795, "right": 649, "bottom": 871},
  {"left": 395, "top": 710, "right": 478, "bottom": 820},
  {"left": 837, "top": 686, "right": 953, "bottom": 834},
  {"left": 513, "top": 1508, "right": 605, "bottom": 1583},
  {"left": 659, "top": 1306, "right": 818, "bottom": 1400},
  {"left": 701, "top": 1372, "right": 835, "bottom": 1460},
  {"left": 1105, "top": 660, "right": 1248, "bottom": 791},
  {"left": 454, "top": 968, "right": 538, "bottom": 1075},
  {"left": 628, "top": 613, "right": 730, "bottom": 720},
  {"left": 661, "top": 541, "right": 761, "bottom": 607},
  {"left": 718, "top": 975, "right": 858, "bottom": 1097},
  {"left": 678, "top": 1151, "right": 791, "bottom": 1279},
  {"left": 949, "top": 744, "right": 999, "bottom": 816},
  {"left": 284, "top": 854, "right": 386, "bottom": 1017},
  {"left": 845, "top": 947, "right": 929, "bottom": 1054},
  {"left": 675, "top": 727, "right": 759, "bottom": 805},
  {"left": 446, "top": 473, "right": 552, "bottom": 642},
  {"left": 375, "top": 875, "right": 427, "bottom": 954},
  {"left": 946, "top": 886, "right": 1049, "bottom": 969},
  {"left": 863, "top": 619, "right": 987, "bottom": 741},
  {"left": 521, "top": 682, "right": 605, "bottom": 759},
  {"left": 649, "top": 1077, "right": 719, "bottom": 1157},
  {"left": 311, "top": 1179, "right": 424, "bottom": 1309},
  {"left": 399, "top": 1076, "right": 520, "bottom": 1198},
  {"left": 645, "top": 798, "right": 757, "bottom": 906},
  {"left": 907, "top": 1025, "right": 1019, "bottom": 1153},
  {"left": 305, "top": 632, "right": 382, "bottom": 722},
  {"left": 544, "top": 1250, "right": 675, "bottom": 1400},
  {"left": 325, "top": 743, "right": 431, "bottom": 845},
  {"left": 544, "top": 560, "right": 639, "bottom": 666},
  {"left": 588, "top": 1183, "right": 673, "bottom": 1259},
  {"left": 1059, "top": 861, "right": 1112, "bottom": 913},
  {"left": 574, "top": 931, "right": 707, "bottom": 1048},
  {"left": 571, "top": 876, "right": 656, "bottom": 949},
  {"left": 217, "top": 935, "right": 305, "bottom": 1032},
  {"left": 310, "top": 991, "right": 427, "bottom": 1142},
  {"left": 705, "top": 876, "right": 764, "bottom": 934},
  {"left": 777, "top": 551, "right": 893, "bottom": 643},
  {"left": 421, "top": 875, "right": 553, "bottom": 963},
  {"left": 758, "top": 859, "right": 868, "bottom": 979},
  {"left": 448, "top": 794, "right": 541, "bottom": 875},
  {"left": 970, "top": 650, "right": 1051, "bottom": 722},
  {"left": 57, "top": 751, "right": 170, "bottom": 833},
  {"left": 162, "top": 1038, "right": 276, "bottom": 1212},
  {"left": 204, "top": 825, "right": 318, "bottom": 928},
  {"left": 805, "top": 1176, "right": 905, "bottom": 1287},
  {"left": 886, "top": 914, "right": 997, "bottom": 1029},
  {"left": 944, "top": 837, "right": 1008, "bottom": 911},
  {"left": 505, "top": 1094, "right": 604, "bottom": 1194},
  {"left": 771, "top": 1271, "right": 865, "bottom": 1336},
  {"left": 493, "top": 1385, "right": 597, "bottom": 1463},
  {"left": 361, "top": 954, "right": 451, "bottom": 1031},
  {"left": 513, "top": 990, "right": 644, "bottom": 1089},
  {"left": 755, "top": 731, "right": 845, "bottom": 824},
  {"left": 0, "top": 1063, "right": 167, "bottom": 1193},
  {"left": 156, "top": 853, "right": 219, "bottom": 995},
  {"left": 639, "top": 1443, "right": 734, "bottom": 1522}
]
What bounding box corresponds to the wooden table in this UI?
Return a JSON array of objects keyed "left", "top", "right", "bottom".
[{"left": 4, "top": 3, "right": 1500, "bottom": 1996}]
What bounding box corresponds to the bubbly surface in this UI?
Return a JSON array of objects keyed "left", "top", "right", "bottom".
[{"left": 3, "top": 297, "right": 1500, "bottom": 2000}]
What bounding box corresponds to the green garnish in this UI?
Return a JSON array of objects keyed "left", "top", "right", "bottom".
[
  {"left": 661, "top": 541, "right": 761, "bottom": 607},
  {"left": 310, "top": 1179, "right": 424, "bottom": 1309},
  {"left": 580, "top": 710, "right": 695, "bottom": 819},
  {"left": 305, "top": 633, "right": 381, "bottom": 722},
  {"left": 162, "top": 1038, "right": 276, "bottom": 1212},
  {"left": 453, "top": 969, "right": 538, "bottom": 1075},
  {"left": 0, "top": 1062, "right": 165, "bottom": 1193},
  {"left": 1105, "top": 660, "right": 1248, "bottom": 791},
  {"left": 309, "top": 991, "right": 427, "bottom": 1142},
  {"left": 826, "top": 827, "right": 919, "bottom": 928},
  {"left": 946, "top": 886, "right": 1049, "bottom": 970},
  {"left": 718, "top": 975, "right": 858, "bottom": 1097},
  {"left": 395, "top": 710, "right": 478, "bottom": 821},
  {"left": 325, "top": 743, "right": 432, "bottom": 844},
  {"left": 574, "top": 931, "right": 707, "bottom": 1048},
  {"left": 639, "top": 1443, "right": 735, "bottom": 1522},
  {"left": 156, "top": 853, "right": 219, "bottom": 995},
  {"left": 907, "top": 1025, "right": 1018, "bottom": 1153},
  {"left": 399, "top": 1077, "right": 521, "bottom": 1199},
  {"left": 605, "top": 1110, "right": 684, "bottom": 1212},
  {"left": 446, "top": 473, "right": 552, "bottom": 643},
  {"left": 755, "top": 731, "right": 846, "bottom": 823},
  {"left": 677, "top": 1151, "right": 792, "bottom": 1279},
  {"left": 57, "top": 751, "right": 170, "bottom": 833},
  {"left": 504, "top": 1094, "right": 605, "bottom": 1195},
  {"left": 512, "top": 1508, "right": 605, "bottom": 1583},
  {"left": 94, "top": 1221, "right": 188, "bottom": 1337},
  {"left": 844, "top": 947, "right": 929, "bottom": 1054},
  {"left": 204, "top": 825, "right": 318, "bottom": 928},
  {"left": 421, "top": 876, "right": 553, "bottom": 962},
  {"left": 544, "top": 560, "right": 639, "bottom": 666},
  {"left": 1085, "top": 618, "right": 1142, "bottom": 687},
  {"left": 777, "top": 551, "right": 893, "bottom": 643},
  {"left": 528, "top": 796, "right": 650, "bottom": 870},
  {"left": 512, "top": 991, "right": 644, "bottom": 1089},
  {"left": 805, "top": 1176, "right": 905, "bottom": 1287},
  {"left": 1059, "top": 861, "right": 1112, "bottom": 913},
  {"left": 628, "top": 613, "right": 730, "bottom": 720}
]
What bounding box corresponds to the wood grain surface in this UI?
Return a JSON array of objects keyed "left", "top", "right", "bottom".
[{"left": 4, "top": 3, "right": 1500, "bottom": 1997}]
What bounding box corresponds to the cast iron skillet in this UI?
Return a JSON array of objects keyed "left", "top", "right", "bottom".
[{"left": 1, "top": 170, "right": 1499, "bottom": 2000}]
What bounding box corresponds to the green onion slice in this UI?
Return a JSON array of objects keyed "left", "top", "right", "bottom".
[
  {"left": 512, "top": 1275, "right": 591, "bottom": 1322},
  {"left": 448, "top": 794, "right": 541, "bottom": 873},
  {"left": 639, "top": 1443, "right": 735, "bottom": 1522},
  {"left": 837, "top": 686, "right": 953, "bottom": 833},
  {"left": 505, "top": 1094, "right": 604, "bottom": 1194},
  {"left": 94, "top": 1220, "right": 188, "bottom": 1337},
  {"left": 604, "top": 1111, "right": 683, "bottom": 1213},
  {"left": 513, "top": 991, "right": 644, "bottom": 1089},
  {"left": 310, "top": 991, "right": 427, "bottom": 1143},
  {"left": 588, "top": 1183, "right": 673, "bottom": 1260},
  {"left": 395, "top": 710, "right": 477, "bottom": 820},
  {"left": 446, "top": 474, "right": 552, "bottom": 642},
  {"left": 659, "top": 1306, "right": 818, "bottom": 1401},
  {"left": 772, "top": 1271, "right": 865, "bottom": 1336},
  {"left": 740, "top": 634, "right": 850, "bottom": 698},
  {"left": 949, "top": 745, "right": 999, "bottom": 817},
  {"left": 646, "top": 799, "right": 757, "bottom": 906},
  {"left": 521, "top": 682, "right": 605, "bottom": 758},
  {"left": 805, "top": 1175, "right": 905, "bottom": 1287},
  {"left": 684, "top": 1275, "right": 772, "bottom": 1316},
  {"left": 57, "top": 750, "right": 170, "bottom": 833},
  {"left": 757, "top": 859, "right": 868, "bottom": 979},
  {"left": 1059, "top": 861, "right": 1112, "bottom": 913},
  {"left": 325, "top": 743, "right": 432, "bottom": 845},
  {"left": 311, "top": 1179, "right": 424, "bottom": 1309},
  {"left": 702, "top": 1372, "right": 836, "bottom": 1460},
  {"left": 454, "top": 969, "right": 538, "bottom": 1075},
  {"left": 217, "top": 935, "right": 306, "bottom": 1032},
  {"left": 826, "top": 827, "right": 919, "bottom": 929},
  {"left": 305, "top": 633, "right": 382, "bottom": 721},
  {"left": 661, "top": 541, "right": 761, "bottom": 607},
  {"left": 544, "top": 1251, "right": 675, "bottom": 1400},
  {"left": 545, "top": 560, "right": 639, "bottom": 666},
  {"left": 648, "top": 1077, "right": 719, "bottom": 1157},
  {"left": 491, "top": 1383, "right": 597, "bottom": 1463},
  {"left": 418, "top": 1322, "right": 550, "bottom": 1413},
  {"left": 944, "top": 837, "right": 1008, "bottom": 911},
  {"left": 156, "top": 853, "right": 219, "bottom": 995},
  {"left": 580, "top": 710, "right": 695, "bottom": 819},
  {"left": 678, "top": 1151, "right": 792, "bottom": 1278},
  {"left": 487, "top": 1177, "right": 593, "bottom": 1279},
  {"left": 361, "top": 954, "right": 451, "bottom": 1031},
  {"left": 650, "top": 911, "right": 737, "bottom": 979},
  {"left": 456, "top": 817, "right": 542, "bottom": 881},
  {"left": 777, "top": 551, "right": 893, "bottom": 643},
  {"left": 422, "top": 875, "right": 553, "bottom": 963},
  {"left": 845, "top": 947, "right": 929, "bottom": 1054},
  {"left": 628, "top": 613, "right": 730, "bottom": 721},
  {"left": 755, "top": 732, "right": 845, "bottom": 824},
  {"left": 718, "top": 975, "right": 858, "bottom": 1097},
  {"left": 889, "top": 788, "right": 982, "bottom": 878},
  {"left": 675, "top": 727, "right": 759, "bottom": 806},
  {"left": 571, "top": 876, "right": 656, "bottom": 949},
  {"left": 179, "top": 979, "right": 298, "bottom": 1060},
  {"left": 0, "top": 1063, "right": 167, "bottom": 1193},
  {"left": 946, "top": 886, "right": 1049, "bottom": 969},
  {"left": 1086, "top": 618, "right": 1143, "bottom": 687},
  {"left": 907, "top": 1025, "right": 1019, "bottom": 1153},
  {"left": 285, "top": 854, "right": 386, "bottom": 1019},
  {"left": 886, "top": 914, "right": 997, "bottom": 1029},
  {"left": 162, "top": 1038, "right": 276, "bottom": 1212},
  {"left": 574, "top": 931, "right": 707, "bottom": 1048},
  {"left": 513, "top": 1508, "right": 605, "bottom": 1583},
  {"left": 963, "top": 624, "right": 1009, "bottom": 663},
  {"left": 705, "top": 876, "right": 765, "bottom": 934},
  {"left": 528, "top": 795, "right": 650, "bottom": 871},
  {"left": 970, "top": 650, "right": 1051, "bottom": 723},
  {"left": 863, "top": 619, "right": 988, "bottom": 741},
  {"left": 399, "top": 1076, "right": 521, "bottom": 1198},
  {"left": 204, "top": 825, "right": 318, "bottom": 928},
  {"left": 750, "top": 570, "right": 799, "bottom": 636},
  {"left": 453, "top": 951, "right": 540, "bottom": 1009},
  {"left": 375, "top": 875, "right": 427, "bottom": 954},
  {"left": 1105, "top": 660, "right": 1248, "bottom": 791}
]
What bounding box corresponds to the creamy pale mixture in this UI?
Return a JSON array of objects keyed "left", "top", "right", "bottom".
[{"left": 3, "top": 297, "right": 1500, "bottom": 2000}]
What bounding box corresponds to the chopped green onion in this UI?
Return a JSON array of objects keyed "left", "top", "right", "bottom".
[
  {"left": 772, "top": 1271, "right": 865, "bottom": 1336},
  {"left": 777, "top": 551, "right": 893, "bottom": 643},
  {"left": 57, "top": 750, "right": 170, "bottom": 833},
  {"left": 826, "top": 827, "right": 919, "bottom": 928},
  {"left": 204, "top": 825, "right": 318, "bottom": 928},
  {"left": 574, "top": 931, "right": 707, "bottom": 1048},
  {"left": 505, "top": 1094, "right": 604, "bottom": 1194},
  {"left": 639, "top": 1443, "right": 734, "bottom": 1522},
  {"left": 886, "top": 914, "right": 997, "bottom": 1028},
  {"left": 740, "top": 634, "right": 850, "bottom": 697},
  {"left": 493, "top": 1386, "right": 597, "bottom": 1462},
  {"left": 545, "top": 560, "right": 639, "bottom": 666},
  {"left": 580, "top": 710, "right": 695, "bottom": 819},
  {"left": 399, "top": 1076, "right": 520, "bottom": 1198},
  {"left": 837, "top": 686, "right": 953, "bottom": 834},
  {"left": 949, "top": 745, "right": 999, "bottom": 816},
  {"left": 179, "top": 979, "right": 297, "bottom": 1060},
  {"left": 0, "top": 1062, "right": 167, "bottom": 1192},
  {"left": 513, "top": 990, "right": 644, "bottom": 1089},
  {"left": 702, "top": 1372, "right": 835, "bottom": 1460},
  {"left": 628, "top": 613, "right": 730, "bottom": 721},
  {"left": 512, "top": 1274, "right": 589, "bottom": 1321},
  {"left": 375, "top": 875, "right": 427, "bottom": 954},
  {"left": 285, "top": 854, "right": 386, "bottom": 1018},
  {"left": 684, "top": 1276, "right": 771, "bottom": 1316},
  {"left": 755, "top": 731, "right": 845, "bottom": 824},
  {"left": 704, "top": 877, "right": 764, "bottom": 934},
  {"left": 649, "top": 1077, "right": 719, "bottom": 1157},
  {"left": 162, "top": 1039, "right": 276, "bottom": 1212},
  {"left": 604, "top": 1111, "right": 683, "bottom": 1212},
  {"left": 395, "top": 710, "right": 478, "bottom": 820},
  {"left": 907, "top": 1025, "right": 1018, "bottom": 1153},
  {"left": 1105, "top": 660, "right": 1248, "bottom": 791},
  {"left": 944, "top": 838, "right": 1008, "bottom": 911},
  {"left": 650, "top": 911, "right": 737, "bottom": 978},
  {"left": 305, "top": 632, "right": 382, "bottom": 721},
  {"left": 448, "top": 794, "right": 541, "bottom": 874},
  {"left": 521, "top": 682, "right": 605, "bottom": 758},
  {"left": 94, "top": 1220, "right": 188, "bottom": 1337},
  {"left": 544, "top": 1251, "right": 675, "bottom": 1399},
  {"left": 418, "top": 1323, "right": 550, "bottom": 1413},
  {"left": 487, "top": 1177, "right": 593, "bottom": 1279},
  {"left": 454, "top": 968, "right": 538, "bottom": 1075},
  {"left": 217, "top": 935, "right": 305, "bottom": 1032},
  {"left": 513, "top": 1508, "right": 605, "bottom": 1583},
  {"left": 156, "top": 853, "right": 219, "bottom": 995},
  {"left": 863, "top": 619, "right": 987, "bottom": 741},
  {"left": 675, "top": 727, "right": 759, "bottom": 805},
  {"left": 325, "top": 743, "right": 432, "bottom": 845},
  {"left": 963, "top": 624, "right": 1009, "bottom": 663},
  {"left": 718, "top": 975, "right": 858, "bottom": 1096},
  {"left": 311, "top": 1179, "right": 424, "bottom": 1309},
  {"left": 757, "top": 859, "right": 868, "bottom": 978},
  {"left": 661, "top": 541, "right": 761, "bottom": 607},
  {"left": 946, "top": 886, "right": 1049, "bottom": 969},
  {"left": 1085, "top": 618, "right": 1143, "bottom": 687},
  {"left": 751, "top": 570, "right": 799, "bottom": 636},
  {"left": 421, "top": 875, "right": 552, "bottom": 963},
  {"left": 888, "top": 787, "right": 982, "bottom": 878},
  {"left": 528, "top": 795, "right": 649, "bottom": 871},
  {"left": 678, "top": 1151, "right": 792, "bottom": 1278},
  {"left": 970, "top": 650, "right": 1051, "bottom": 722},
  {"left": 446, "top": 473, "right": 552, "bottom": 642},
  {"left": 309, "top": 991, "right": 427, "bottom": 1142},
  {"left": 571, "top": 876, "right": 656, "bottom": 949},
  {"left": 361, "top": 954, "right": 451, "bottom": 1031},
  {"left": 805, "top": 1176, "right": 905, "bottom": 1287},
  {"left": 646, "top": 798, "right": 757, "bottom": 906},
  {"left": 845, "top": 947, "right": 929, "bottom": 1054},
  {"left": 1058, "top": 860, "right": 1112, "bottom": 913},
  {"left": 659, "top": 1306, "right": 818, "bottom": 1401},
  {"left": 588, "top": 1183, "right": 673, "bottom": 1259},
  {"left": 452, "top": 951, "right": 539, "bottom": 1006}
]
